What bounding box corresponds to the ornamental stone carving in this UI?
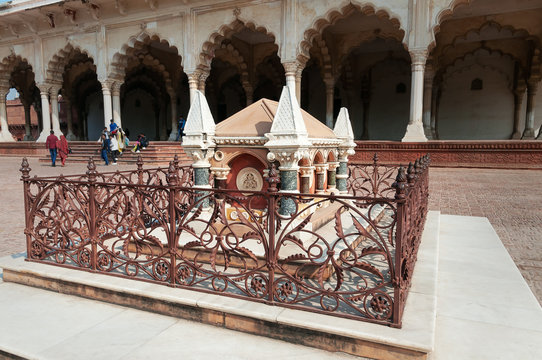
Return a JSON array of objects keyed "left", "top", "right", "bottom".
[{"left": 236, "top": 167, "right": 263, "bottom": 194}]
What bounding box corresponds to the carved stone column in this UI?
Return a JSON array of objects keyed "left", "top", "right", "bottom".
[
  {"left": 101, "top": 80, "right": 113, "bottom": 128},
  {"left": 0, "top": 85, "right": 14, "bottom": 142},
  {"left": 211, "top": 167, "right": 230, "bottom": 189},
  {"left": 324, "top": 78, "right": 335, "bottom": 128},
  {"left": 283, "top": 61, "right": 298, "bottom": 96},
  {"left": 268, "top": 150, "right": 306, "bottom": 215},
  {"left": 111, "top": 82, "right": 122, "bottom": 129},
  {"left": 361, "top": 74, "right": 370, "bottom": 139},
  {"left": 36, "top": 84, "right": 51, "bottom": 142},
  {"left": 167, "top": 89, "right": 178, "bottom": 141},
  {"left": 333, "top": 108, "right": 356, "bottom": 194},
  {"left": 423, "top": 64, "right": 434, "bottom": 140},
  {"left": 327, "top": 162, "right": 339, "bottom": 190},
  {"left": 22, "top": 100, "right": 32, "bottom": 141},
  {"left": 402, "top": 49, "right": 428, "bottom": 142},
  {"left": 63, "top": 98, "right": 76, "bottom": 140},
  {"left": 50, "top": 85, "right": 61, "bottom": 135},
  {"left": 522, "top": 80, "right": 539, "bottom": 139},
  {"left": 314, "top": 164, "right": 328, "bottom": 194},
  {"left": 183, "top": 90, "right": 216, "bottom": 209},
  {"left": 188, "top": 73, "right": 199, "bottom": 104},
  {"left": 295, "top": 67, "right": 303, "bottom": 103},
  {"left": 159, "top": 99, "right": 168, "bottom": 140},
  {"left": 299, "top": 166, "right": 313, "bottom": 194},
  {"left": 198, "top": 72, "right": 209, "bottom": 92},
  {"left": 336, "top": 156, "right": 349, "bottom": 194},
  {"left": 242, "top": 81, "right": 253, "bottom": 105},
  {"left": 511, "top": 83, "right": 526, "bottom": 139},
  {"left": 430, "top": 83, "right": 439, "bottom": 140}
]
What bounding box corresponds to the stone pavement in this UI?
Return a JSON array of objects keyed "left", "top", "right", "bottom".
[{"left": 0, "top": 157, "right": 541, "bottom": 304}]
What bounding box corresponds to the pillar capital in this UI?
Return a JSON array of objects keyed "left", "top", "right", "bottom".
[
  {"left": 49, "top": 84, "right": 62, "bottom": 95},
  {"left": 282, "top": 60, "right": 301, "bottom": 76},
  {"left": 299, "top": 166, "right": 314, "bottom": 177},
  {"left": 267, "top": 149, "right": 308, "bottom": 171},
  {"left": 327, "top": 161, "right": 340, "bottom": 171},
  {"left": 409, "top": 49, "right": 428, "bottom": 67},
  {"left": 100, "top": 79, "right": 113, "bottom": 92},
  {"left": 210, "top": 166, "right": 230, "bottom": 180},
  {"left": 314, "top": 164, "right": 328, "bottom": 173},
  {"left": 36, "top": 83, "right": 51, "bottom": 95},
  {"left": 527, "top": 78, "right": 539, "bottom": 94},
  {"left": 111, "top": 82, "right": 122, "bottom": 96}
]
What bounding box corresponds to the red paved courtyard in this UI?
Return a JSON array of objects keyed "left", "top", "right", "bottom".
[{"left": 1, "top": 156, "right": 540, "bottom": 303}]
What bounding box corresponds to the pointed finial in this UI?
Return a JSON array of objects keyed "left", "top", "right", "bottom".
[
  {"left": 373, "top": 153, "right": 378, "bottom": 166},
  {"left": 166, "top": 160, "right": 178, "bottom": 186},
  {"left": 173, "top": 154, "right": 179, "bottom": 171},
  {"left": 86, "top": 157, "right": 97, "bottom": 182},
  {"left": 393, "top": 166, "right": 407, "bottom": 200},
  {"left": 266, "top": 163, "right": 280, "bottom": 193},
  {"left": 407, "top": 162, "right": 415, "bottom": 185},
  {"left": 20, "top": 157, "right": 31, "bottom": 180},
  {"left": 136, "top": 155, "right": 144, "bottom": 171}
]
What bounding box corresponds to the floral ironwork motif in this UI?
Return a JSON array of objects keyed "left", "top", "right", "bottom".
[{"left": 20, "top": 153, "right": 429, "bottom": 327}]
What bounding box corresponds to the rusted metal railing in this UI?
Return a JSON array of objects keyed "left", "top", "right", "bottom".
[{"left": 20, "top": 153, "right": 430, "bottom": 327}]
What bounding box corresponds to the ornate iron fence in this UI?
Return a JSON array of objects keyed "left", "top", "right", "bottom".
[{"left": 20, "top": 153, "right": 430, "bottom": 327}]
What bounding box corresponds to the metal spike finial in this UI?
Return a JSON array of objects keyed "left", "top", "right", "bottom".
[
  {"left": 266, "top": 163, "right": 280, "bottom": 193},
  {"left": 392, "top": 166, "right": 407, "bottom": 200},
  {"left": 20, "top": 157, "right": 31, "bottom": 180},
  {"left": 407, "top": 162, "right": 415, "bottom": 184},
  {"left": 86, "top": 157, "right": 97, "bottom": 181},
  {"left": 166, "top": 160, "right": 178, "bottom": 186},
  {"left": 136, "top": 155, "right": 144, "bottom": 170},
  {"left": 373, "top": 153, "right": 378, "bottom": 166}
]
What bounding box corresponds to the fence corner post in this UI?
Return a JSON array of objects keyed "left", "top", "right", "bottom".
[
  {"left": 391, "top": 165, "right": 407, "bottom": 325},
  {"left": 86, "top": 157, "right": 98, "bottom": 271},
  {"left": 166, "top": 160, "right": 179, "bottom": 286},
  {"left": 20, "top": 157, "right": 32, "bottom": 258}
]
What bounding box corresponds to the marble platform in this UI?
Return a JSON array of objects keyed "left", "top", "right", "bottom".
[{"left": 1, "top": 212, "right": 540, "bottom": 359}]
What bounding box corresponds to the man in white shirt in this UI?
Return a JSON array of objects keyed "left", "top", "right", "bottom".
[{"left": 109, "top": 134, "right": 119, "bottom": 165}]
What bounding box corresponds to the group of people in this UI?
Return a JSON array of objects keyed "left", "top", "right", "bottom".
[
  {"left": 45, "top": 130, "right": 70, "bottom": 167},
  {"left": 45, "top": 117, "right": 173, "bottom": 167},
  {"left": 100, "top": 119, "right": 149, "bottom": 165}
]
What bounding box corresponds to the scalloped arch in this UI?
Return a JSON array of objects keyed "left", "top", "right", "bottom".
[
  {"left": 0, "top": 54, "right": 34, "bottom": 83},
  {"left": 47, "top": 42, "right": 95, "bottom": 82},
  {"left": 430, "top": 1, "right": 540, "bottom": 53},
  {"left": 215, "top": 43, "right": 250, "bottom": 83},
  {"left": 198, "top": 19, "right": 278, "bottom": 72},
  {"left": 110, "top": 30, "right": 181, "bottom": 81},
  {"left": 440, "top": 48, "right": 516, "bottom": 89},
  {"left": 297, "top": 1, "right": 405, "bottom": 64},
  {"left": 438, "top": 20, "right": 535, "bottom": 58}
]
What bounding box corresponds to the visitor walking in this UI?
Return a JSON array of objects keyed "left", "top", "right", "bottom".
[
  {"left": 56, "top": 134, "right": 69, "bottom": 166},
  {"left": 178, "top": 116, "right": 186, "bottom": 141},
  {"left": 45, "top": 130, "right": 59, "bottom": 167},
  {"left": 110, "top": 133, "right": 119, "bottom": 165},
  {"left": 100, "top": 133, "right": 110, "bottom": 166}
]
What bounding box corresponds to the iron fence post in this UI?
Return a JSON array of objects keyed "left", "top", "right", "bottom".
[
  {"left": 266, "top": 164, "right": 280, "bottom": 304},
  {"left": 167, "top": 161, "right": 178, "bottom": 286},
  {"left": 86, "top": 157, "right": 98, "bottom": 271},
  {"left": 136, "top": 155, "right": 144, "bottom": 185},
  {"left": 392, "top": 166, "right": 407, "bottom": 325},
  {"left": 19, "top": 158, "right": 32, "bottom": 258}
]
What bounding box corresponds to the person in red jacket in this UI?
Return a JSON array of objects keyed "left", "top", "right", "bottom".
[{"left": 45, "top": 130, "right": 59, "bottom": 167}]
